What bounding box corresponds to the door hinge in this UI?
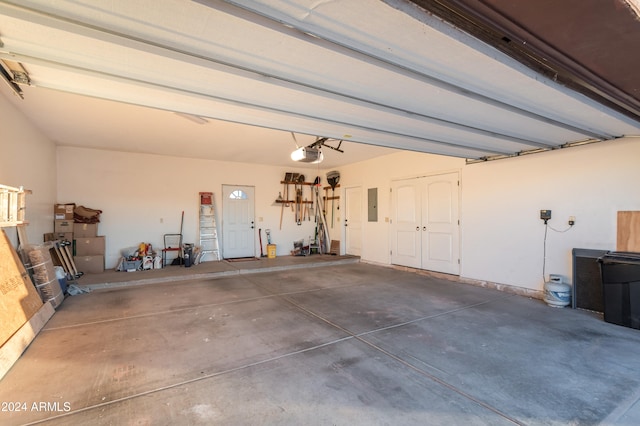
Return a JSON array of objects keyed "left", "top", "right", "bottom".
[{"left": 458, "top": 258, "right": 460, "bottom": 264}]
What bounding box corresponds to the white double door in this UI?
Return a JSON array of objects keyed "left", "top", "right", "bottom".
[
  {"left": 222, "top": 185, "right": 255, "bottom": 259},
  {"left": 391, "top": 172, "right": 460, "bottom": 275}
]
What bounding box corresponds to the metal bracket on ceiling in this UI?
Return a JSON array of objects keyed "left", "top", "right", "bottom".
[
  {"left": 465, "top": 136, "right": 618, "bottom": 164},
  {"left": 0, "top": 60, "right": 24, "bottom": 99},
  {"left": 308, "top": 137, "right": 344, "bottom": 153}
]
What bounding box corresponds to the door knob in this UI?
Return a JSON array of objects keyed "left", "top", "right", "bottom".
[
  {"left": 423, "top": 226, "right": 426, "bottom": 231},
  {"left": 416, "top": 226, "right": 419, "bottom": 231}
]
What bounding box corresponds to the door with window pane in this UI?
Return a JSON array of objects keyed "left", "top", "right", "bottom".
[{"left": 222, "top": 185, "right": 255, "bottom": 259}]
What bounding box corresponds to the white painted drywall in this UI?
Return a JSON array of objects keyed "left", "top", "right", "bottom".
[
  {"left": 339, "top": 137, "right": 640, "bottom": 293},
  {"left": 337, "top": 151, "right": 465, "bottom": 264},
  {"left": 56, "top": 147, "right": 324, "bottom": 268},
  {"left": 461, "top": 137, "right": 640, "bottom": 291},
  {"left": 4, "top": 86, "right": 639, "bottom": 294},
  {"left": 0, "top": 91, "right": 57, "bottom": 246}
]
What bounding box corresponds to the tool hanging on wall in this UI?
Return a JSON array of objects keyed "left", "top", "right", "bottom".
[
  {"left": 327, "top": 171, "right": 340, "bottom": 228},
  {"left": 279, "top": 182, "right": 286, "bottom": 230},
  {"left": 313, "top": 176, "right": 320, "bottom": 223},
  {"left": 313, "top": 182, "right": 330, "bottom": 252},
  {"left": 259, "top": 228, "right": 265, "bottom": 257},
  {"left": 296, "top": 186, "right": 302, "bottom": 225}
]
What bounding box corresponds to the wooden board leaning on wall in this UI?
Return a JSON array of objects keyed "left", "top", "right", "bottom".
[{"left": 617, "top": 211, "right": 640, "bottom": 252}]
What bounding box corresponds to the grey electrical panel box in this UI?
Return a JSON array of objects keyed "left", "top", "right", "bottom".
[{"left": 368, "top": 188, "right": 378, "bottom": 222}]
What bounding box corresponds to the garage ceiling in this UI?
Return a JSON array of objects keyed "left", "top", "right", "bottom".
[{"left": 1, "top": 0, "right": 639, "bottom": 168}]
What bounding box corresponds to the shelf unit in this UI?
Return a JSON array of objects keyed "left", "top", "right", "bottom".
[
  {"left": 0, "top": 184, "right": 31, "bottom": 227},
  {"left": 198, "top": 192, "right": 220, "bottom": 262}
]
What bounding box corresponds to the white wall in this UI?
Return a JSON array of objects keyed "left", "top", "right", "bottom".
[
  {"left": 337, "top": 151, "right": 465, "bottom": 264},
  {"left": 340, "top": 137, "right": 640, "bottom": 293},
  {"left": 56, "top": 147, "right": 324, "bottom": 268},
  {"left": 4, "top": 84, "right": 638, "bottom": 293},
  {"left": 0, "top": 91, "right": 57, "bottom": 245},
  {"left": 461, "top": 137, "right": 640, "bottom": 291}
]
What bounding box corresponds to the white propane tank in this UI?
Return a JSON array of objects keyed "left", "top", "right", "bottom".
[{"left": 544, "top": 274, "right": 571, "bottom": 307}]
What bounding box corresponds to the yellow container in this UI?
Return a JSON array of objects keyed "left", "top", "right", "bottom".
[{"left": 267, "top": 244, "right": 276, "bottom": 258}]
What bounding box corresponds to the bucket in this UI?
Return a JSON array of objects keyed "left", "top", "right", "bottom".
[
  {"left": 267, "top": 244, "right": 276, "bottom": 258},
  {"left": 544, "top": 275, "right": 571, "bottom": 307}
]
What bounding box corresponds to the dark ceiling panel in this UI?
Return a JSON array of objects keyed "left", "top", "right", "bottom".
[{"left": 410, "top": 0, "right": 640, "bottom": 123}]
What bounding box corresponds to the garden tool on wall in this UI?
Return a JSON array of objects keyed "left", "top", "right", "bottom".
[
  {"left": 327, "top": 171, "right": 340, "bottom": 227},
  {"left": 312, "top": 176, "right": 320, "bottom": 222},
  {"left": 296, "top": 186, "right": 303, "bottom": 225}
]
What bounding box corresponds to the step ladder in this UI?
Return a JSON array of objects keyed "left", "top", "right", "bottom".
[{"left": 198, "top": 192, "right": 220, "bottom": 262}]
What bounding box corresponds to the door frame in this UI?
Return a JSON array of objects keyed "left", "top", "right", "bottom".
[
  {"left": 344, "top": 186, "right": 363, "bottom": 256},
  {"left": 221, "top": 184, "right": 256, "bottom": 259},
  {"left": 390, "top": 170, "right": 461, "bottom": 275}
]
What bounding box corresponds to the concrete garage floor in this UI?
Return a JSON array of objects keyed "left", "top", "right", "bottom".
[{"left": 1, "top": 260, "right": 640, "bottom": 425}]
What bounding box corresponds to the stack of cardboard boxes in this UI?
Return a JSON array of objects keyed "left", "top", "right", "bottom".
[
  {"left": 52, "top": 203, "right": 74, "bottom": 240},
  {"left": 74, "top": 223, "right": 105, "bottom": 274},
  {"left": 50, "top": 203, "right": 105, "bottom": 274}
]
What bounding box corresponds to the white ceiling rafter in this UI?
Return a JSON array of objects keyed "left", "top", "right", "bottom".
[
  {"left": 0, "top": 1, "right": 549, "bottom": 154},
  {"left": 0, "top": 0, "right": 638, "bottom": 166},
  {"left": 213, "top": 0, "right": 617, "bottom": 140}
]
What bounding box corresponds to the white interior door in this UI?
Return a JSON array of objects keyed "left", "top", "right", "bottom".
[
  {"left": 222, "top": 185, "right": 255, "bottom": 259},
  {"left": 421, "top": 174, "right": 460, "bottom": 274},
  {"left": 391, "top": 173, "right": 459, "bottom": 274},
  {"left": 345, "top": 187, "right": 362, "bottom": 256},
  {"left": 391, "top": 179, "right": 421, "bottom": 268}
]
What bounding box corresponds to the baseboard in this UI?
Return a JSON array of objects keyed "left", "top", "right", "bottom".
[{"left": 364, "top": 260, "right": 545, "bottom": 300}]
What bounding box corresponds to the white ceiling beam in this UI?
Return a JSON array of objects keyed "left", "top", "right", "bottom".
[
  {"left": 213, "top": 0, "right": 619, "bottom": 140},
  {"left": 0, "top": 1, "right": 561, "bottom": 154},
  {"left": 1, "top": 52, "right": 500, "bottom": 159}
]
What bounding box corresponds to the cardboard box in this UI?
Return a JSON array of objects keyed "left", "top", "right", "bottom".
[
  {"left": 75, "top": 236, "right": 105, "bottom": 256},
  {"left": 1, "top": 230, "right": 44, "bottom": 346},
  {"left": 54, "top": 203, "right": 75, "bottom": 220},
  {"left": 73, "top": 223, "right": 98, "bottom": 238},
  {"left": 74, "top": 255, "right": 104, "bottom": 274},
  {"left": 54, "top": 220, "right": 73, "bottom": 233},
  {"left": 44, "top": 232, "right": 73, "bottom": 242}
]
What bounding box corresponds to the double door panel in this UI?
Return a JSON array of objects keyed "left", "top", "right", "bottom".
[{"left": 392, "top": 173, "right": 459, "bottom": 275}]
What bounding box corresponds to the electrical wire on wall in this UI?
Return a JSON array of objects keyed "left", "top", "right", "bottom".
[{"left": 542, "top": 216, "right": 575, "bottom": 283}]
